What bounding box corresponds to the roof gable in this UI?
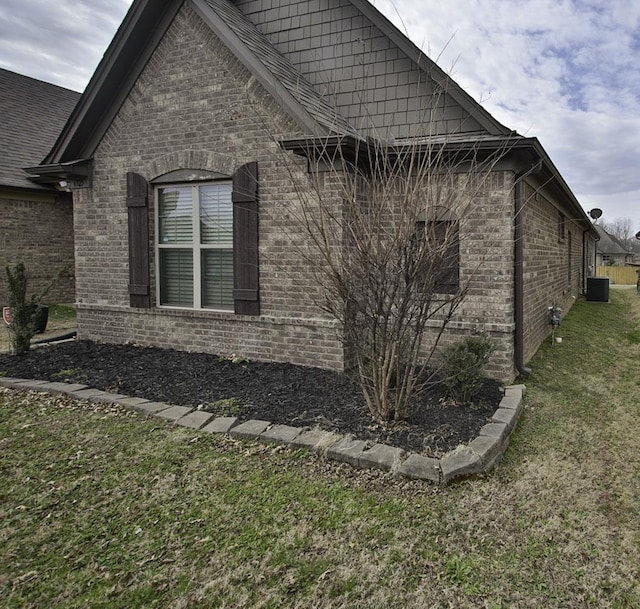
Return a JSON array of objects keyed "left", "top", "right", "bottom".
[
  {"left": 0, "top": 68, "right": 79, "bottom": 190},
  {"left": 235, "top": 0, "right": 510, "bottom": 139},
  {"left": 193, "top": 0, "right": 355, "bottom": 135},
  {"left": 41, "top": 0, "right": 511, "bottom": 166}
]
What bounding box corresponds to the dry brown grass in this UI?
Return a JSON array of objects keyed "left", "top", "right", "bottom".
[
  {"left": 1, "top": 290, "right": 639, "bottom": 608},
  {"left": 0, "top": 304, "right": 76, "bottom": 353}
]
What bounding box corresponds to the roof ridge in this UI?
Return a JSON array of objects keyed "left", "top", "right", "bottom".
[{"left": 0, "top": 66, "right": 81, "bottom": 95}]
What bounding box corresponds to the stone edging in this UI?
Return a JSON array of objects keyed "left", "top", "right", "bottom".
[{"left": 0, "top": 377, "right": 525, "bottom": 484}]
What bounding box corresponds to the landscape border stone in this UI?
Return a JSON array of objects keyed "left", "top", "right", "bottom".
[
  {"left": 202, "top": 416, "right": 239, "bottom": 434},
  {"left": 176, "top": 410, "right": 216, "bottom": 430},
  {"left": 228, "top": 419, "right": 271, "bottom": 439},
  {"left": 260, "top": 424, "right": 302, "bottom": 445},
  {"left": 131, "top": 401, "right": 174, "bottom": 415},
  {"left": 0, "top": 376, "right": 526, "bottom": 484},
  {"left": 325, "top": 436, "right": 370, "bottom": 466},
  {"left": 397, "top": 454, "right": 441, "bottom": 483},
  {"left": 154, "top": 405, "right": 194, "bottom": 421},
  {"left": 290, "top": 428, "right": 343, "bottom": 454},
  {"left": 359, "top": 443, "right": 406, "bottom": 473}
]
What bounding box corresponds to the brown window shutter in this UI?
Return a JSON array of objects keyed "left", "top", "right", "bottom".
[
  {"left": 127, "top": 172, "right": 151, "bottom": 308},
  {"left": 232, "top": 162, "right": 259, "bottom": 316}
]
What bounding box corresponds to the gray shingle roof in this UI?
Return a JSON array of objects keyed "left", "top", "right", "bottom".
[
  {"left": 594, "top": 224, "right": 630, "bottom": 255},
  {"left": 0, "top": 68, "right": 79, "bottom": 190},
  {"left": 203, "top": 0, "right": 355, "bottom": 135}
]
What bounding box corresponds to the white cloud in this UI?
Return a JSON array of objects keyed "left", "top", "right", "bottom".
[
  {"left": 0, "top": 0, "right": 131, "bottom": 92},
  {"left": 374, "top": 0, "right": 640, "bottom": 227},
  {"left": 1, "top": 0, "right": 638, "bottom": 226}
]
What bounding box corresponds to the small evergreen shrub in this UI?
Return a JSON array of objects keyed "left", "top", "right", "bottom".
[
  {"left": 441, "top": 333, "right": 495, "bottom": 404},
  {"left": 4, "top": 262, "right": 66, "bottom": 356},
  {"left": 4, "top": 262, "right": 38, "bottom": 356}
]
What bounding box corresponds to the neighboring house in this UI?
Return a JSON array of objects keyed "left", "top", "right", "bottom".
[
  {"left": 26, "top": 0, "right": 597, "bottom": 381},
  {"left": 594, "top": 224, "right": 633, "bottom": 266},
  {"left": 0, "top": 68, "right": 79, "bottom": 305}
]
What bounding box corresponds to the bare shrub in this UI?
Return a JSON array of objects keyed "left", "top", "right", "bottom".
[{"left": 275, "top": 129, "right": 513, "bottom": 425}]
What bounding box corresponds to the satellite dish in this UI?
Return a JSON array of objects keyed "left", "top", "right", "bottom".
[
  {"left": 636, "top": 230, "right": 640, "bottom": 241},
  {"left": 589, "top": 208, "right": 603, "bottom": 220}
]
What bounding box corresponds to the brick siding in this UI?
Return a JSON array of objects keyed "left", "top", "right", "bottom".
[
  {"left": 520, "top": 182, "right": 583, "bottom": 364},
  {"left": 0, "top": 191, "right": 75, "bottom": 305},
  {"left": 74, "top": 3, "right": 346, "bottom": 369}
]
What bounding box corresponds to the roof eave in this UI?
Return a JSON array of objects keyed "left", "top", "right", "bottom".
[
  {"left": 23, "top": 159, "right": 92, "bottom": 186},
  {"left": 282, "top": 133, "right": 598, "bottom": 237},
  {"left": 525, "top": 138, "right": 597, "bottom": 237}
]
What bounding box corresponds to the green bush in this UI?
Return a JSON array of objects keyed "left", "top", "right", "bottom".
[
  {"left": 4, "top": 262, "right": 67, "bottom": 356},
  {"left": 441, "top": 333, "right": 495, "bottom": 404},
  {"left": 4, "top": 262, "right": 39, "bottom": 356}
]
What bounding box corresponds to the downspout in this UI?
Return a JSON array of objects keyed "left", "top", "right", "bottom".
[
  {"left": 514, "top": 160, "right": 543, "bottom": 377},
  {"left": 583, "top": 228, "right": 598, "bottom": 293}
]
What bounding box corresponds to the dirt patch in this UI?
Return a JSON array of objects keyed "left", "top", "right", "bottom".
[{"left": 0, "top": 340, "right": 501, "bottom": 456}]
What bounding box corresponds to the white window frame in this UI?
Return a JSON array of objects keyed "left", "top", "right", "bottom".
[{"left": 154, "top": 181, "right": 233, "bottom": 311}]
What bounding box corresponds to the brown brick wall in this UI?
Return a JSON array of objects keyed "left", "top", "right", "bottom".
[
  {"left": 427, "top": 170, "right": 517, "bottom": 381},
  {"left": 73, "top": 3, "right": 570, "bottom": 383},
  {"left": 521, "top": 182, "right": 583, "bottom": 364},
  {"left": 0, "top": 190, "right": 75, "bottom": 305},
  {"left": 74, "top": 3, "right": 346, "bottom": 369}
]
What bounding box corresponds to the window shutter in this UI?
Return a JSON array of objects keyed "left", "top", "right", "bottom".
[
  {"left": 232, "top": 162, "right": 259, "bottom": 316},
  {"left": 127, "top": 172, "right": 151, "bottom": 308}
]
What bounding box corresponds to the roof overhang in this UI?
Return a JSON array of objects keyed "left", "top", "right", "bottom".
[
  {"left": 23, "top": 159, "right": 92, "bottom": 188},
  {"left": 281, "top": 133, "right": 598, "bottom": 237}
]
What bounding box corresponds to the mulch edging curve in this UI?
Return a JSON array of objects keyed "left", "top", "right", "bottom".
[{"left": 0, "top": 377, "right": 525, "bottom": 484}]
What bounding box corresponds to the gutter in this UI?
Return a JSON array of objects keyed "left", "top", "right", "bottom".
[{"left": 513, "top": 160, "right": 543, "bottom": 378}]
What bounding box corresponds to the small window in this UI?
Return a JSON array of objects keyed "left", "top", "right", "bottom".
[
  {"left": 156, "top": 182, "right": 233, "bottom": 310},
  {"left": 431, "top": 220, "right": 460, "bottom": 294},
  {"left": 414, "top": 219, "right": 460, "bottom": 294},
  {"left": 558, "top": 213, "right": 566, "bottom": 241}
]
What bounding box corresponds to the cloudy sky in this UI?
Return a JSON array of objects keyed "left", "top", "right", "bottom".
[{"left": 1, "top": 0, "right": 638, "bottom": 229}]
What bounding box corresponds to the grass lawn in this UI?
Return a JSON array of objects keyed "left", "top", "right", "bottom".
[
  {"left": 0, "top": 304, "right": 76, "bottom": 353},
  {"left": 1, "top": 289, "right": 639, "bottom": 608}
]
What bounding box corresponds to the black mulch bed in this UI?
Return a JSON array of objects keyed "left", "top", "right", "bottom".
[{"left": 0, "top": 340, "right": 503, "bottom": 457}]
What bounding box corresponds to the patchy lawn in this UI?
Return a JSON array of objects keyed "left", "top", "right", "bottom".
[
  {"left": 1, "top": 289, "right": 639, "bottom": 608},
  {"left": 0, "top": 304, "right": 76, "bottom": 353}
]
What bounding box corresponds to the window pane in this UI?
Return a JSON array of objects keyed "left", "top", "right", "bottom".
[
  {"left": 201, "top": 250, "right": 234, "bottom": 310},
  {"left": 200, "top": 183, "right": 233, "bottom": 245},
  {"left": 159, "top": 187, "right": 192, "bottom": 243},
  {"left": 429, "top": 220, "right": 459, "bottom": 294},
  {"left": 159, "top": 249, "right": 193, "bottom": 306}
]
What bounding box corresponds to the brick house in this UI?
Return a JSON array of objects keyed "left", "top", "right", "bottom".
[
  {"left": 0, "top": 68, "right": 78, "bottom": 305},
  {"left": 27, "top": 0, "right": 597, "bottom": 381}
]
